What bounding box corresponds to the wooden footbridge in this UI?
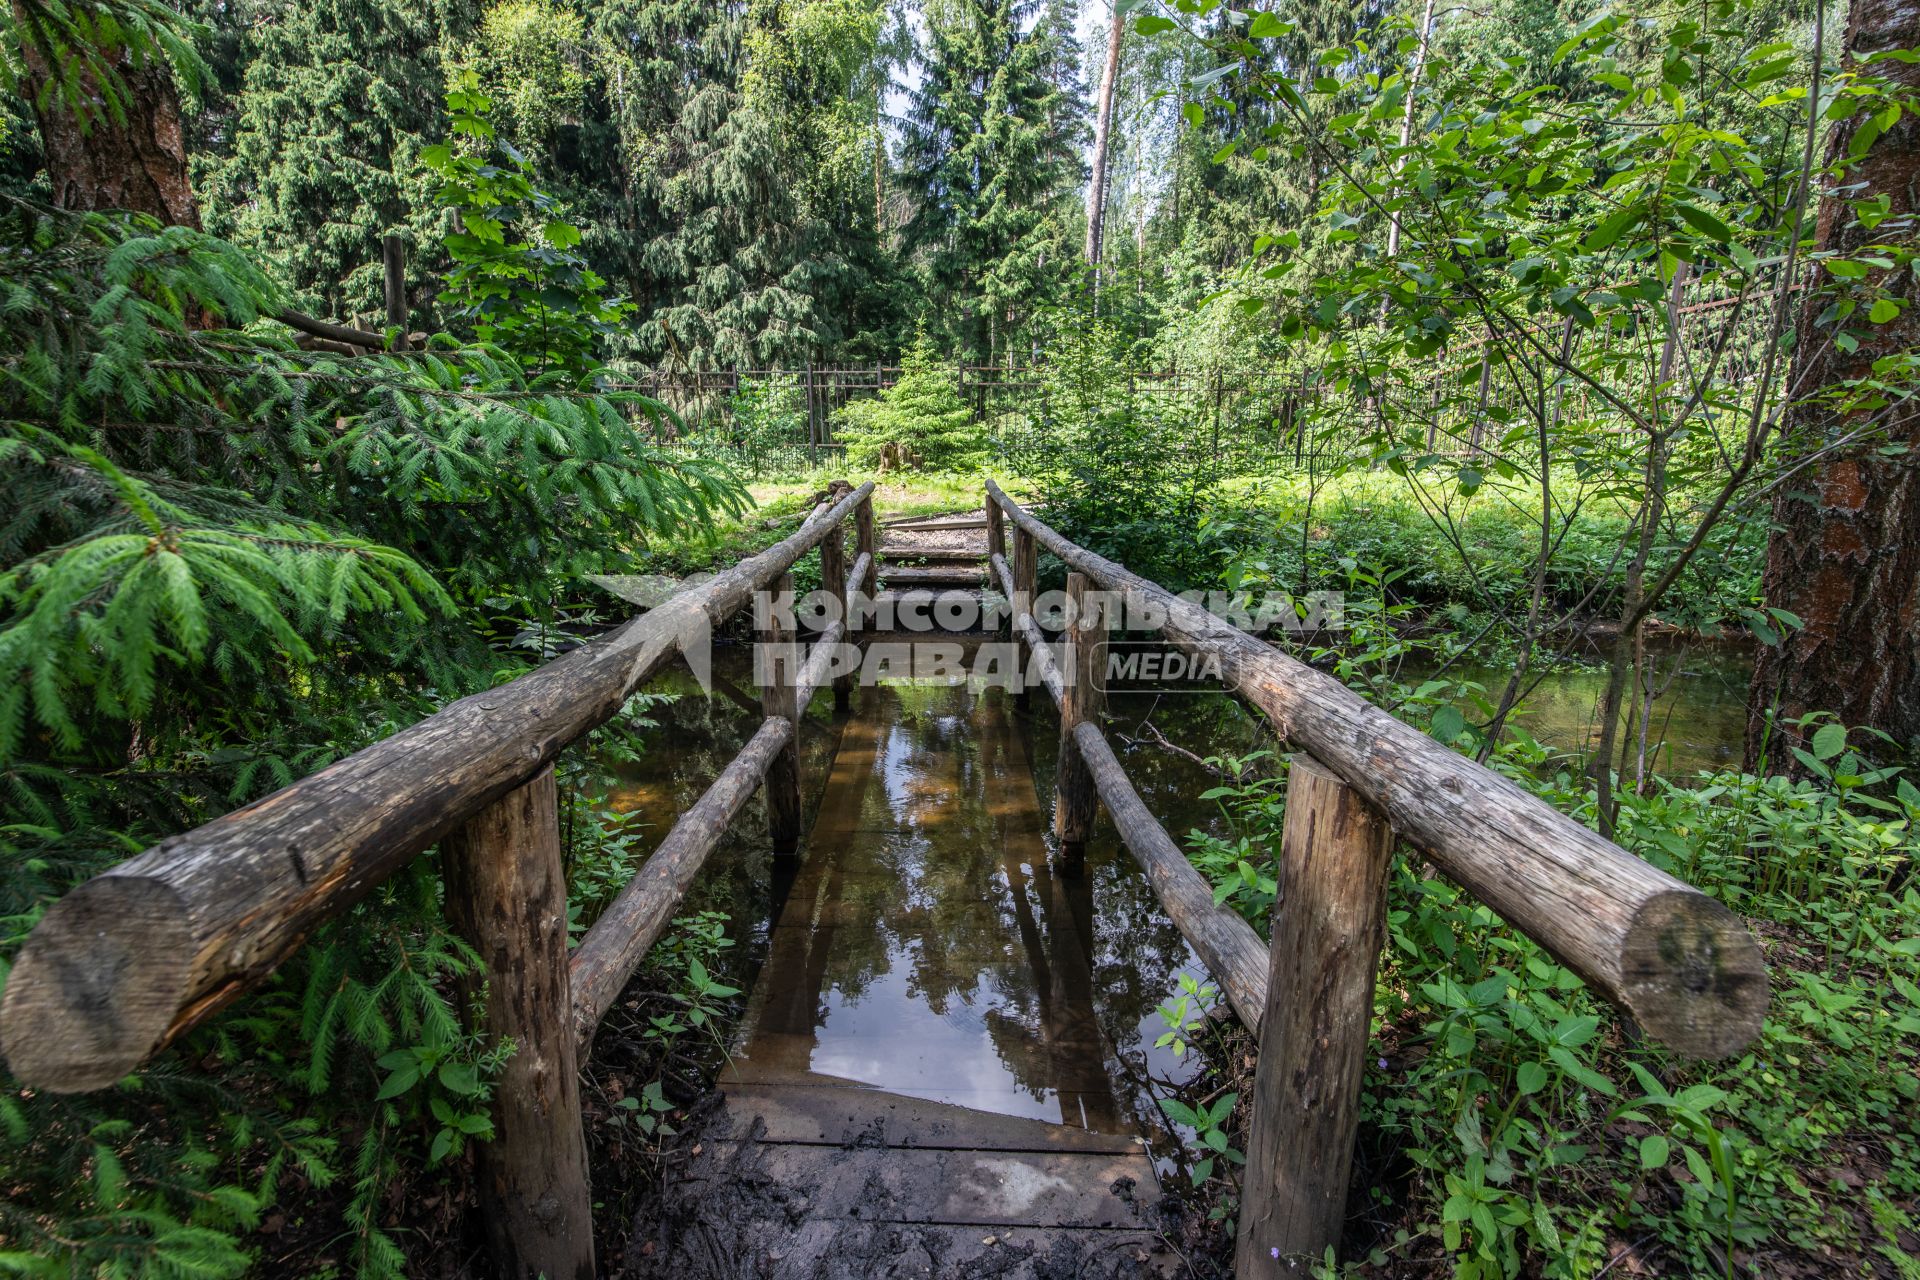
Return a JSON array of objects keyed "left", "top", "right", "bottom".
[{"left": 0, "top": 480, "right": 1769, "bottom": 1278}]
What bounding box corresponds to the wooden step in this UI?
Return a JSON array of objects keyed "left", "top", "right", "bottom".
[
  {"left": 714, "top": 1083, "right": 1141, "bottom": 1155},
  {"left": 699, "top": 1142, "right": 1157, "bottom": 1228},
  {"left": 876, "top": 544, "right": 987, "bottom": 561},
  {"left": 880, "top": 565, "right": 987, "bottom": 586},
  {"left": 884, "top": 516, "right": 988, "bottom": 531}
]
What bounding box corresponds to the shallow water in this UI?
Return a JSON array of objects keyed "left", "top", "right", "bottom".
[
  {"left": 1403, "top": 641, "right": 1753, "bottom": 774},
  {"left": 592, "top": 645, "right": 1243, "bottom": 1171},
  {"left": 587, "top": 634, "right": 1749, "bottom": 1172}
]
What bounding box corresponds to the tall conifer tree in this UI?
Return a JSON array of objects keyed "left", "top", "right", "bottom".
[
  {"left": 899, "top": 0, "right": 1087, "bottom": 363},
  {"left": 190, "top": 0, "right": 476, "bottom": 321}
]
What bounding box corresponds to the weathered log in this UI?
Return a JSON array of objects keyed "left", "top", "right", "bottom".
[
  {"left": 1054, "top": 573, "right": 1106, "bottom": 859},
  {"left": 986, "top": 501, "right": 1009, "bottom": 635},
  {"left": 1073, "top": 720, "right": 1268, "bottom": 1030},
  {"left": 1012, "top": 528, "right": 1037, "bottom": 703},
  {"left": 759, "top": 571, "right": 804, "bottom": 859},
  {"left": 796, "top": 620, "right": 848, "bottom": 711},
  {"left": 844, "top": 552, "right": 873, "bottom": 609},
  {"left": 274, "top": 308, "right": 385, "bottom": 351},
  {"left": 1237, "top": 757, "right": 1395, "bottom": 1276},
  {"left": 988, "top": 481, "right": 1766, "bottom": 1057},
  {"left": 0, "top": 484, "right": 873, "bottom": 1091},
  {"left": 442, "top": 769, "right": 594, "bottom": 1280},
  {"left": 570, "top": 717, "right": 793, "bottom": 1045},
  {"left": 855, "top": 496, "right": 878, "bottom": 594},
  {"left": 992, "top": 552, "right": 1064, "bottom": 705}
]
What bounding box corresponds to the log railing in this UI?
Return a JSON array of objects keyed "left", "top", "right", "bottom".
[
  {"left": 0, "top": 480, "right": 878, "bottom": 1280},
  {"left": 0, "top": 472, "right": 1771, "bottom": 1280},
  {"left": 982, "top": 479, "right": 1768, "bottom": 1277}
]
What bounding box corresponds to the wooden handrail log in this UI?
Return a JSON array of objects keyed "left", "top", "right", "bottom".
[
  {"left": 845, "top": 551, "right": 872, "bottom": 602},
  {"left": 0, "top": 483, "right": 875, "bottom": 1091},
  {"left": 1073, "top": 720, "right": 1269, "bottom": 1030},
  {"left": 796, "top": 620, "right": 847, "bottom": 710},
  {"left": 570, "top": 716, "right": 794, "bottom": 1045},
  {"left": 997, "top": 570, "right": 1264, "bottom": 1028},
  {"left": 986, "top": 480, "right": 1766, "bottom": 1058},
  {"left": 991, "top": 551, "right": 1066, "bottom": 704}
]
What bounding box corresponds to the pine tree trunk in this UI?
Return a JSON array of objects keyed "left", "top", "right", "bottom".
[
  {"left": 15, "top": 21, "right": 200, "bottom": 227},
  {"left": 1083, "top": 8, "right": 1123, "bottom": 271},
  {"left": 1746, "top": 0, "right": 1920, "bottom": 767}
]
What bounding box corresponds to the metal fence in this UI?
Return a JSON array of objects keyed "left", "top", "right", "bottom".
[{"left": 610, "top": 271, "right": 1798, "bottom": 478}]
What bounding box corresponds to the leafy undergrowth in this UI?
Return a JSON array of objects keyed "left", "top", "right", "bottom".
[{"left": 1162, "top": 715, "right": 1919, "bottom": 1277}]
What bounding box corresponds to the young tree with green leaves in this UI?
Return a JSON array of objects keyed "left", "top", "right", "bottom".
[{"left": 834, "top": 333, "right": 985, "bottom": 469}]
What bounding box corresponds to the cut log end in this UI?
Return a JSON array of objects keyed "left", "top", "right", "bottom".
[
  {"left": 0, "top": 875, "right": 194, "bottom": 1091},
  {"left": 1621, "top": 890, "right": 1769, "bottom": 1059}
]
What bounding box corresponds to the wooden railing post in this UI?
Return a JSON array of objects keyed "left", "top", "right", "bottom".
[
  {"left": 1053, "top": 572, "right": 1105, "bottom": 873},
  {"left": 441, "top": 767, "right": 594, "bottom": 1280},
  {"left": 821, "top": 481, "right": 853, "bottom": 708},
  {"left": 985, "top": 494, "right": 1008, "bottom": 635},
  {"left": 381, "top": 235, "right": 409, "bottom": 351},
  {"left": 759, "top": 571, "right": 804, "bottom": 859},
  {"left": 855, "top": 492, "right": 877, "bottom": 595},
  {"left": 1012, "top": 523, "right": 1037, "bottom": 705},
  {"left": 1237, "top": 755, "right": 1395, "bottom": 1276}
]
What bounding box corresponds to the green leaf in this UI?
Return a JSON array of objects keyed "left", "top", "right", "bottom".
[
  {"left": 1639, "top": 1134, "right": 1670, "bottom": 1169},
  {"left": 375, "top": 1066, "right": 419, "bottom": 1100},
  {"left": 1135, "top": 14, "right": 1176, "bottom": 35},
  {"left": 1516, "top": 1062, "right": 1549, "bottom": 1095},
  {"left": 1430, "top": 704, "right": 1465, "bottom": 744},
  {"left": 1249, "top": 12, "right": 1290, "bottom": 37},
  {"left": 1673, "top": 202, "right": 1735, "bottom": 243},
  {"left": 1812, "top": 722, "right": 1848, "bottom": 761},
  {"left": 1870, "top": 297, "right": 1902, "bottom": 324},
  {"left": 438, "top": 1061, "right": 482, "bottom": 1096},
  {"left": 1584, "top": 206, "right": 1642, "bottom": 252}
]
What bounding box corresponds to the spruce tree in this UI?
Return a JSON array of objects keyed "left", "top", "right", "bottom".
[
  {"left": 189, "top": 0, "right": 479, "bottom": 321},
  {"left": 898, "top": 0, "right": 1087, "bottom": 364}
]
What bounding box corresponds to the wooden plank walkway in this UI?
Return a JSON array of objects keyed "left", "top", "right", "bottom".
[{"left": 646, "top": 675, "right": 1179, "bottom": 1278}]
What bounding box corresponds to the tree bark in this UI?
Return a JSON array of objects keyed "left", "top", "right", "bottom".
[
  {"left": 15, "top": 17, "right": 200, "bottom": 227},
  {"left": 1748, "top": 0, "right": 1920, "bottom": 767},
  {"left": 442, "top": 769, "right": 595, "bottom": 1280},
  {"left": 1084, "top": 7, "right": 1124, "bottom": 273}
]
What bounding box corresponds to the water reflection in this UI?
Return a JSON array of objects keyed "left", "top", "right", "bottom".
[
  {"left": 590, "top": 633, "right": 1751, "bottom": 1175},
  {"left": 1405, "top": 642, "right": 1753, "bottom": 774},
  {"left": 729, "top": 679, "right": 1124, "bottom": 1131}
]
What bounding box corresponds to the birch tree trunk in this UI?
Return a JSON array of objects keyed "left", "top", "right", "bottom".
[{"left": 1084, "top": 7, "right": 1124, "bottom": 274}]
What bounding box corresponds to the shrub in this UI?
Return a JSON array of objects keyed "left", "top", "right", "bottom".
[{"left": 833, "top": 337, "right": 984, "bottom": 472}]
